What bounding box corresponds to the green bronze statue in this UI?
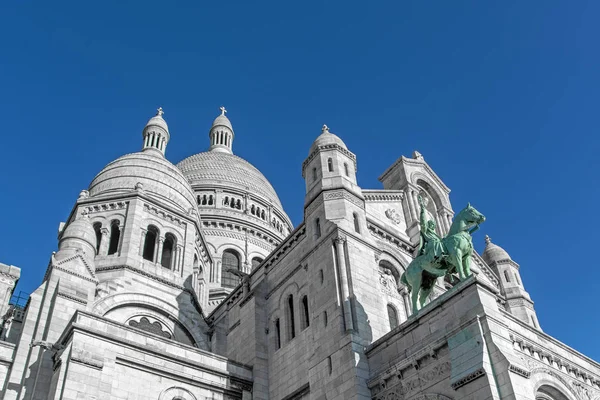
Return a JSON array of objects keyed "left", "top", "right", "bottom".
[{"left": 400, "top": 196, "right": 485, "bottom": 313}]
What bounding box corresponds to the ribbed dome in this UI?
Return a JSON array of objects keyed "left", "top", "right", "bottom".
[
  {"left": 145, "top": 114, "right": 169, "bottom": 132},
  {"left": 212, "top": 114, "right": 233, "bottom": 130},
  {"left": 309, "top": 125, "right": 347, "bottom": 155},
  {"left": 177, "top": 151, "right": 284, "bottom": 210},
  {"left": 89, "top": 152, "right": 197, "bottom": 213},
  {"left": 482, "top": 235, "right": 512, "bottom": 265}
]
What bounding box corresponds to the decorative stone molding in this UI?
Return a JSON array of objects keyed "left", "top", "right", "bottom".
[
  {"left": 370, "top": 361, "right": 451, "bottom": 399},
  {"left": 85, "top": 201, "right": 128, "bottom": 214},
  {"left": 451, "top": 368, "right": 486, "bottom": 390},
  {"left": 509, "top": 363, "right": 531, "bottom": 378},
  {"left": 144, "top": 203, "right": 186, "bottom": 227},
  {"left": 203, "top": 229, "right": 276, "bottom": 252},
  {"left": 363, "top": 190, "right": 404, "bottom": 202},
  {"left": 57, "top": 292, "right": 87, "bottom": 305},
  {"left": 128, "top": 316, "right": 172, "bottom": 339},
  {"left": 323, "top": 189, "right": 365, "bottom": 209},
  {"left": 510, "top": 334, "right": 600, "bottom": 389}
]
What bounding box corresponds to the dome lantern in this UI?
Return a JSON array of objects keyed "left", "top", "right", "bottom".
[
  {"left": 142, "top": 107, "right": 170, "bottom": 157},
  {"left": 208, "top": 106, "right": 235, "bottom": 154}
]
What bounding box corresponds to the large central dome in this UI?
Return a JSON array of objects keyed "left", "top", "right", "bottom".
[{"left": 176, "top": 151, "right": 284, "bottom": 210}]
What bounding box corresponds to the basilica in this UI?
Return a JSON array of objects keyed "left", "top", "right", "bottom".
[{"left": 0, "top": 108, "right": 598, "bottom": 400}]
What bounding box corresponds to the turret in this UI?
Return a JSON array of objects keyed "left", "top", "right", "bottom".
[
  {"left": 208, "top": 106, "right": 235, "bottom": 154},
  {"left": 142, "top": 107, "right": 170, "bottom": 157},
  {"left": 482, "top": 235, "right": 540, "bottom": 330}
]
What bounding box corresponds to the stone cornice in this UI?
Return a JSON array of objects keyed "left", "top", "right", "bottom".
[
  {"left": 362, "top": 190, "right": 405, "bottom": 203},
  {"left": 302, "top": 143, "right": 357, "bottom": 177},
  {"left": 509, "top": 327, "right": 600, "bottom": 387}
]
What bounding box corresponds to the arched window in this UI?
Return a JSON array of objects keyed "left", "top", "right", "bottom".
[
  {"left": 344, "top": 163, "right": 349, "bottom": 176},
  {"left": 236, "top": 199, "right": 242, "bottom": 209},
  {"left": 301, "top": 295, "right": 310, "bottom": 329},
  {"left": 161, "top": 234, "right": 176, "bottom": 269},
  {"left": 287, "top": 295, "right": 296, "bottom": 340},
  {"left": 93, "top": 222, "right": 102, "bottom": 254},
  {"left": 514, "top": 272, "right": 521, "bottom": 285},
  {"left": 327, "top": 158, "right": 333, "bottom": 172},
  {"left": 143, "top": 226, "right": 159, "bottom": 261},
  {"left": 208, "top": 195, "right": 214, "bottom": 205},
  {"left": 275, "top": 318, "right": 281, "bottom": 349},
  {"left": 251, "top": 257, "right": 263, "bottom": 270},
  {"left": 504, "top": 270, "right": 511, "bottom": 283},
  {"left": 327, "top": 356, "right": 332, "bottom": 374},
  {"left": 312, "top": 167, "right": 317, "bottom": 181},
  {"left": 221, "top": 249, "right": 241, "bottom": 288},
  {"left": 353, "top": 213, "right": 360, "bottom": 233},
  {"left": 315, "top": 218, "right": 321, "bottom": 238},
  {"left": 323, "top": 311, "right": 328, "bottom": 327},
  {"left": 387, "top": 304, "right": 399, "bottom": 329},
  {"left": 251, "top": 205, "right": 256, "bottom": 215},
  {"left": 536, "top": 385, "right": 570, "bottom": 400},
  {"left": 108, "top": 221, "right": 120, "bottom": 255}
]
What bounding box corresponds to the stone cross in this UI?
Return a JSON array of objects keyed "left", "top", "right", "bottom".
[
  {"left": 157, "top": 107, "right": 164, "bottom": 117},
  {"left": 220, "top": 106, "right": 227, "bottom": 116},
  {"left": 322, "top": 124, "right": 329, "bottom": 133}
]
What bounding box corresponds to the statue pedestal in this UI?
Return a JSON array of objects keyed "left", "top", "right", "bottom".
[{"left": 365, "top": 276, "right": 534, "bottom": 400}]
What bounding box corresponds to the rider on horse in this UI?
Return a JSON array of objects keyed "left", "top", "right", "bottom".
[{"left": 417, "top": 195, "right": 447, "bottom": 277}]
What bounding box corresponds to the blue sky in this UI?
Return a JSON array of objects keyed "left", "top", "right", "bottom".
[{"left": 1, "top": 1, "right": 599, "bottom": 359}]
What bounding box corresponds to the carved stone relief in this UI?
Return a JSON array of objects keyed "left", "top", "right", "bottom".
[
  {"left": 372, "top": 361, "right": 451, "bottom": 400},
  {"left": 385, "top": 208, "right": 402, "bottom": 224}
]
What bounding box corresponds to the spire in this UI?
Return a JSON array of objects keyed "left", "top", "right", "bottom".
[
  {"left": 142, "top": 107, "right": 170, "bottom": 157},
  {"left": 322, "top": 124, "right": 329, "bottom": 134},
  {"left": 209, "top": 106, "right": 235, "bottom": 154},
  {"left": 485, "top": 234, "right": 491, "bottom": 244}
]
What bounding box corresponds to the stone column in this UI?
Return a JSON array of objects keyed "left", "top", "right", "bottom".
[
  {"left": 99, "top": 228, "right": 110, "bottom": 256},
  {"left": 334, "top": 236, "right": 354, "bottom": 332},
  {"left": 139, "top": 229, "right": 147, "bottom": 256},
  {"left": 155, "top": 237, "right": 164, "bottom": 264},
  {"left": 404, "top": 189, "right": 415, "bottom": 222},
  {"left": 445, "top": 211, "right": 452, "bottom": 232}
]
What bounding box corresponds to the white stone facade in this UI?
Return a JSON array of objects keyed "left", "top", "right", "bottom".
[{"left": 0, "top": 109, "right": 597, "bottom": 400}]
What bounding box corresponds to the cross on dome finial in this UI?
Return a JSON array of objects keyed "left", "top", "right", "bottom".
[
  {"left": 322, "top": 124, "right": 329, "bottom": 133},
  {"left": 220, "top": 106, "right": 227, "bottom": 116},
  {"left": 485, "top": 235, "right": 491, "bottom": 244},
  {"left": 156, "top": 107, "right": 164, "bottom": 117}
]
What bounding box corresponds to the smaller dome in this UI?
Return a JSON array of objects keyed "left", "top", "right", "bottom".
[
  {"left": 212, "top": 114, "right": 233, "bottom": 130},
  {"left": 309, "top": 125, "right": 347, "bottom": 155},
  {"left": 59, "top": 217, "right": 97, "bottom": 251},
  {"left": 482, "top": 235, "right": 512, "bottom": 265},
  {"left": 145, "top": 107, "right": 169, "bottom": 132}
]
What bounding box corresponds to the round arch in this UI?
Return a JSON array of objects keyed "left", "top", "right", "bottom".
[
  {"left": 530, "top": 369, "right": 578, "bottom": 400},
  {"left": 91, "top": 292, "right": 208, "bottom": 350},
  {"left": 410, "top": 172, "right": 449, "bottom": 210},
  {"left": 158, "top": 386, "right": 197, "bottom": 400}
]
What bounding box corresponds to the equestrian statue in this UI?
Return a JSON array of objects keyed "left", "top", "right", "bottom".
[{"left": 400, "top": 196, "right": 485, "bottom": 313}]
